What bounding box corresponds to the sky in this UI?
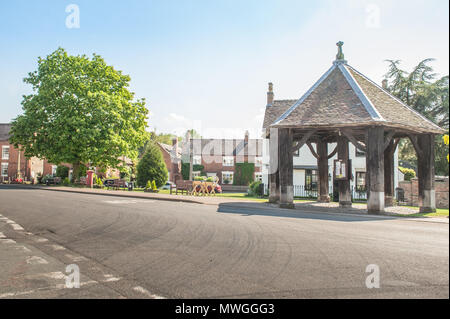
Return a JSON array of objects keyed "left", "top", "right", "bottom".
[{"left": 0, "top": 0, "right": 448, "bottom": 139}]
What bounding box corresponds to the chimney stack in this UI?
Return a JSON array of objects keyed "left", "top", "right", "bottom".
[
  {"left": 244, "top": 130, "right": 249, "bottom": 143},
  {"left": 267, "top": 82, "right": 274, "bottom": 106},
  {"left": 171, "top": 137, "right": 178, "bottom": 157},
  {"left": 382, "top": 79, "right": 388, "bottom": 90}
]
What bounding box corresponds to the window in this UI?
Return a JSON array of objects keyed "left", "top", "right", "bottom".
[
  {"left": 305, "top": 169, "right": 318, "bottom": 191},
  {"left": 51, "top": 165, "right": 57, "bottom": 176},
  {"left": 254, "top": 157, "right": 263, "bottom": 167},
  {"left": 2, "top": 146, "right": 9, "bottom": 160},
  {"left": 255, "top": 172, "right": 263, "bottom": 182},
  {"left": 293, "top": 149, "right": 300, "bottom": 157},
  {"left": 356, "top": 172, "right": 366, "bottom": 191},
  {"left": 1, "top": 163, "right": 8, "bottom": 177},
  {"left": 193, "top": 155, "right": 202, "bottom": 165},
  {"left": 355, "top": 148, "right": 365, "bottom": 157},
  {"left": 222, "top": 171, "right": 234, "bottom": 184},
  {"left": 222, "top": 156, "right": 234, "bottom": 167},
  {"left": 192, "top": 171, "right": 201, "bottom": 178}
]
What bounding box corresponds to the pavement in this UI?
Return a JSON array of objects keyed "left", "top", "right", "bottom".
[{"left": 0, "top": 185, "right": 448, "bottom": 298}]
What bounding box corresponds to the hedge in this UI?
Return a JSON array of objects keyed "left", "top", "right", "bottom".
[{"left": 233, "top": 162, "right": 255, "bottom": 186}]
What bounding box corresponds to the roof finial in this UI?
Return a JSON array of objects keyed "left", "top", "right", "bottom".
[{"left": 336, "top": 41, "right": 345, "bottom": 60}]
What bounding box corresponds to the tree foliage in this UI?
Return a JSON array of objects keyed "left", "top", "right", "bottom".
[
  {"left": 9, "top": 48, "right": 149, "bottom": 179},
  {"left": 384, "top": 59, "right": 449, "bottom": 176},
  {"left": 136, "top": 141, "right": 168, "bottom": 188},
  {"left": 181, "top": 163, "right": 204, "bottom": 180}
]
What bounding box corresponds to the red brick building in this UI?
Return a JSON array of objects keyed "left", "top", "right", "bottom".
[
  {"left": 157, "top": 132, "right": 263, "bottom": 185},
  {"left": 188, "top": 132, "right": 263, "bottom": 184},
  {"left": 0, "top": 123, "right": 42, "bottom": 182},
  {"left": 157, "top": 139, "right": 182, "bottom": 183}
]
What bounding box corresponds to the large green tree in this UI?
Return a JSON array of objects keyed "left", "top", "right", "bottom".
[
  {"left": 9, "top": 48, "right": 149, "bottom": 179},
  {"left": 384, "top": 59, "right": 449, "bottom": 176},
  {"left": 136, "top": 141, "right": 168, "bottom": 188}
]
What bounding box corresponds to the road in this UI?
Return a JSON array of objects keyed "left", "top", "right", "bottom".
[{"left": 0, "top": 185, "right": 448, "bottom": 298}]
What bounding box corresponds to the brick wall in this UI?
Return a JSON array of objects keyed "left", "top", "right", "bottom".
[{"left": 399, "top": 177, "right": 449, "bottom": 209}]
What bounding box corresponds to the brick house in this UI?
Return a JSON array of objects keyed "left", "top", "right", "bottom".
[
  {"left": 157, "top": 139, "right": 182, "bottom": 183},
  {"left": 157, "top": 132, "right": 263, "bottom": 185},
  {"left": 0, "top": 123, "right": 44, "bottom": 182},
  {"left": 187, "top": 132, "right": 263, "bottom": 185}
]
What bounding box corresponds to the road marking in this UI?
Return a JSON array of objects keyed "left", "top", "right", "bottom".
[
  {"left": 65, "top": 254, "right": 88, "bottom": 262},
  {"left": 42, "top": 272, "right": 66, "bottom": 280},
  {"left": 0, "top": 216, "right": 25, "bottom": 231},
  {"left": 16, "top": 245, "right": 32, "bottom": 252},
  {"left": 103, "top": 274, "right": 121, "bottom": 282},
  {"left": 0, "top": 239, "right": 17, "bottom": 244},
  {"left": 34, "top": 238, "right": 49, "bottom": 243},
  {"left": 49, "top": 244, "right": 65, "bottom": 251},
  {"left": 10, "top": 223, "right": 24, "bottom": 231},
  {"left": 133, "top": 286, "right": 165, "bottom": 299},
  {"left": 0, "top": 290, "right": 36, "bottom": 299},
  {"left": 26, "top": 256, "right": 49, "bottom": 265}
]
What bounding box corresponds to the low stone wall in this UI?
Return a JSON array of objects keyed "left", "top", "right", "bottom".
[{"left": 398, "top": 177, "right": 449, "bottom": 209}]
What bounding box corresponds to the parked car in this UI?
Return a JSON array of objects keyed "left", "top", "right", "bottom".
[{"left": 160, "top": 181, "right": 175, "bottom": 190}]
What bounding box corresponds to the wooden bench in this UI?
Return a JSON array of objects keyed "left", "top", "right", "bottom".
[{"left": 174, "top": 180, "right": 193, "bottom": 195}]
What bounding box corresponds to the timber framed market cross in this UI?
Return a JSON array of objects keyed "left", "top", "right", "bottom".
[{"left": 263, "top": 42, "right": 445, "bottom": 214}]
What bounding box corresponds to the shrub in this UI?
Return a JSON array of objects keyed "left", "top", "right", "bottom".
[
  {"left": 120, "top": 166, "right": 131, "bottom": 181},
  {"left": 41, "top": 174, "right": 53, "bottom": 184},
  {"left": 137, "top": 141, "right": 168, "bottom": 188},
  {"left": 62, "top": 177, "right": 70, "bottom": 186},
  {"left": 36, "top": 173, "right": 43, "bottom": 184},
  {"left": 56, "top": 166, "right": 69, "bottom": 179},
  {"left": 248, "top": 180, "right": 263, "bottom": 197},
  {"left": 152, "top": 180, "right": 157, "bottom": 191},
  {"left": 145, "top": 180, "right": 152, "bottom": 190},
  {"left": 234, "top": 163, "right": 255, "bottom": 186},
  {"left": 206, "top": 177, "right": 214, "bottom": 182},
  {"left": 194, "top": 176, "right": 205, "bottom": 181},
  {"left": 399, "top": 167, "right": 416, "bottom": 181},
  {"left": 96, "top": 177, "right": 103, "bottom": 187}
]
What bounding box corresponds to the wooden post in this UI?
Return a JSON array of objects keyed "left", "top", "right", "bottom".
[
  {"left": 337, "top": 135, "right": 351, "bottom": 208},
  {"left": 278, "top": 128, "right": 294, "bottom": 208},
  {"left": 268, "top": 128, "right": 280, "bottom": 203},
  {"left": 317, "top": 140, "right": 330, "bottom": 202},
  {"left": 417, "top": 134, "right": 436, "bottom": 213},
  {"left": 384, "top": 139, "right": 396, "bottom": 207},
  {"left": 366, "top": 127, "right": 385, "bottom": 214}
]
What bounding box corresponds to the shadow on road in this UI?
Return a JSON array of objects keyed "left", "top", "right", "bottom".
[{"left": 217, "top": 201, "right": 398, "bottom": 222}]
